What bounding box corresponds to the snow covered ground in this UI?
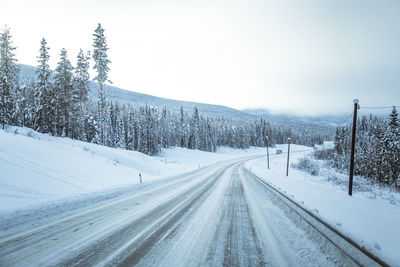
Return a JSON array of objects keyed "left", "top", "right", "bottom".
[
  {"left": 0, "top": 127, "right": 265, "bottom": 234},
  {"left": 1, "top": 127, "right": 399, "bottom": 265},
  {"left": 245, "top": 144, "right": 400, "bottom": 266}
]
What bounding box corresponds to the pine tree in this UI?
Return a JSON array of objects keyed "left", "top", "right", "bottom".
[
  {"left": 16, "top": 81, "right": 33, "bottom": 127},
  {"left": 75, "top": 49, "right": 90, "bottom": 103},
  {"left": 179, "top": 106, "right": 187, "bottom": 147},
  {"left": 160, "top": 106, "right": 169, "bottom": 148},
  {"left": 121, "top": 105, "right": 133, "bottom": 150},
  {"left": 382, "top": 107, "right": 400, "bottom": 187},
  {"left": 23, "top": 80, "right": 37, "bottom": 128},
  {"left": 54, "top": 48, "right": 74, "bottom": 137},
  {"left": 72, "top": 49, "right": 90, "bottom": 139},
  {"left": 388, "top": 106, "right": 399, "bottom": 128},
  {"left": 0, "top": 26, "right": 19, "bottom": 129},
  {"left": 35, "top": 38, "right": 54, "bottom": 134},
  {"left": 107, "top": 101, "right": 123, "bottom": 147},
  {"left": 92, "top": 23, "right": 111, "bottom": 145},
  {"left": 83, "top": 100, "right": 98, "bottom": 143},
  {"left": 190, "top": 107, "right": 200, "bottom": 149}
]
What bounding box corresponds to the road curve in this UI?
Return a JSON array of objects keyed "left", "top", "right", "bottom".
[{"left": 0, "top": 156, "right": 381, "bottom": 266}]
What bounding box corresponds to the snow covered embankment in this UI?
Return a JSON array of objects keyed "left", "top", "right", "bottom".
[
  {"left": 0, "top": 127, "right": 265, "bottom": 235},
  {"left": 245, "top": 144, "right": 400, "bottom": 266}
]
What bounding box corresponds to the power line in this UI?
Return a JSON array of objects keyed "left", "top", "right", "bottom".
[
  {"left": 360, "top": 105, "right": 400, "bottom": 109},
  {"left": 338, "top": 112, "right": 354, "bottom": 125}
]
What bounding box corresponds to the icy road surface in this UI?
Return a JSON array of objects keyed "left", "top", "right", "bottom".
[{"left": 0, "top": 157, "right": 356, "bottom": 266}]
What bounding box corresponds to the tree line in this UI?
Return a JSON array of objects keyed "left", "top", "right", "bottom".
[
  {"left": 314, "top": 107, "right": 400, "bottom": 189},
  {"left": 1, "top": 24, "right": 327, "bottom": 156}
]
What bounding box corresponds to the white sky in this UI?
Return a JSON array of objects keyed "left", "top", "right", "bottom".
[{"left": 1, "top": 0, "right": 400, "bottom": 116}]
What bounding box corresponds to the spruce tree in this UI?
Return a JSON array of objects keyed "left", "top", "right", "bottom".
[
  {"left": 179, "top": 106, "right": 186, "bottom": 147},
  {"left": 160, "top": 106, "right": 168, "bottom": 148},
  {"left": 35, "top": 38, "right": 54, "bottom": 134},
  {"left": 75, "top": 49, "right": 90, "bottom": 104},
  {"left": 16, "top": 82, "right": 33, "bottom": 127},
  {"left": 92, "top": 23, "right": 111, "bottom": 145},
  {"left": 121, "top": 105, "right": 133, "bottom": 150},
  {"left": 189, "top": 107, "right": 200, "bottom": 149},
  {"left": 388, "top": 106, "right": 399, "bottom": 128},
  {"left": 23, "top": 80, "right": 36, "bottom": 128},
  {"left": 83, "top": 100, "right": 98, "bottom": 143},
  {"left": 72, "top": 49, "right": 90, "bottom": 139},
  {"left": 382, "top": 107, "right": 400, "bottom": 186},
  {"left": 0, "top": 26, "right": 19, "bottom": 129},
  {"left": 54, "top": 48, "right": 74, "bottom": 137},
  {"left": 107, "top": 102, "right": 123, "bottom": 147}
]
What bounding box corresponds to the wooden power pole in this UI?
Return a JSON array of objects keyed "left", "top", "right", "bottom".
[{"left": 349, "top": 99, "right": 359, "bottom": 196}]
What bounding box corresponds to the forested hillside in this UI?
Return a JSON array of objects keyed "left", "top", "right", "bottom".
[
  {"left": 19, "top": 64, "right": 259, "bottom": 121},
  {"left": 1, "top": 25, "right": 330, "bottom": 155}
]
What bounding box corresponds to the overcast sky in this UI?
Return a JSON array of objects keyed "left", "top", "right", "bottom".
[{"left": 1, "top": 0, "right": 399, "bottom": 116}]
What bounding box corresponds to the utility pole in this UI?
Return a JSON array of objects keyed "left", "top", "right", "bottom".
[
  {"left": 349, "top": 99, "right": 359, "bottom": 196},
  {"left": 266, "top": 136, "right": 270, "bottom": 169},
  {"left": 286, "top": 137, "right": 291, "bottom": 176}
]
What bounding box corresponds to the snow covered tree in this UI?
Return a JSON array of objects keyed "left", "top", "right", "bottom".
[
  {"left": 175, "top": 106, "right": 192, "bottom": 148},
  {"left": 121, "top": 105, "right": 134, "bottom": 150},
  {"left": 381, "top": 107, "right": 400, "bottom": 187},
  {"left": 72, "top": 49, "right": 90, "bottom": 139},
  {"left": 107, "top": 101, "right": 123, "bottom": 147},
  {"left": 388, "top": 106, "right": 399, "bottom": 129},
  {"left": 83, "top": 100, "right": 98, "bottom": 143},
  {"left": 54, "top": 48, "right": 74, "bottom": 137},
  {"left": 16, "top": 81, "right": 34, "bottom": 127},
  {"left": 160, "top": 107, "right": 170, "bottom": 148},
  {"left": 92, "top": 23, "right": 111, "bottom": 145},
  {"left": 188, "top": 107, "right": 200, "bottom": 149},
  {"left": 35, "top": 38, "right": 54, "bottom": 134},
  {"left": 75, "top": 49, "right": 90, "bottom": 103},
  {"left": 0, "top": 26, "right": 19, "bottom": 129}
]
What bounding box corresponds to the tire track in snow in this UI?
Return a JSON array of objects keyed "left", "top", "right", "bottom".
[
  {"left": 207, "top": 164, "right": 266, "bottom": 266},
  {"left": 135, "top": 161, "right": 267, "bottom": 266},
  {"left": 114, "top": 163, "right": 232, "bottom": 266}
]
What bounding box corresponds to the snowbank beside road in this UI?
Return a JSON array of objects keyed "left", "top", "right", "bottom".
[{"left": 245, "top": 144, "right": 400, "bottom": 266}]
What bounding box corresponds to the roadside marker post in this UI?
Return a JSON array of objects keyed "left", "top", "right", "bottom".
[
  {"left": 286, "top": 137, "right": 291, "bottom": 176},
  {"left": 266, "top": 136, "right": 270, "bottom": 170}
]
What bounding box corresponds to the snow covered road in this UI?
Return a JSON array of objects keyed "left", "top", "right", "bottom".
[{"left": 0, "top": 156, "right": 380, "bottom": 266}]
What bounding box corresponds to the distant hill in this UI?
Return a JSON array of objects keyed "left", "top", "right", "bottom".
[
  {"left": 18, "top": 64, "right": 258, "bottom": 120},
  {"left": 243, "top": 108, "right": 349, "bottom": 128}
]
